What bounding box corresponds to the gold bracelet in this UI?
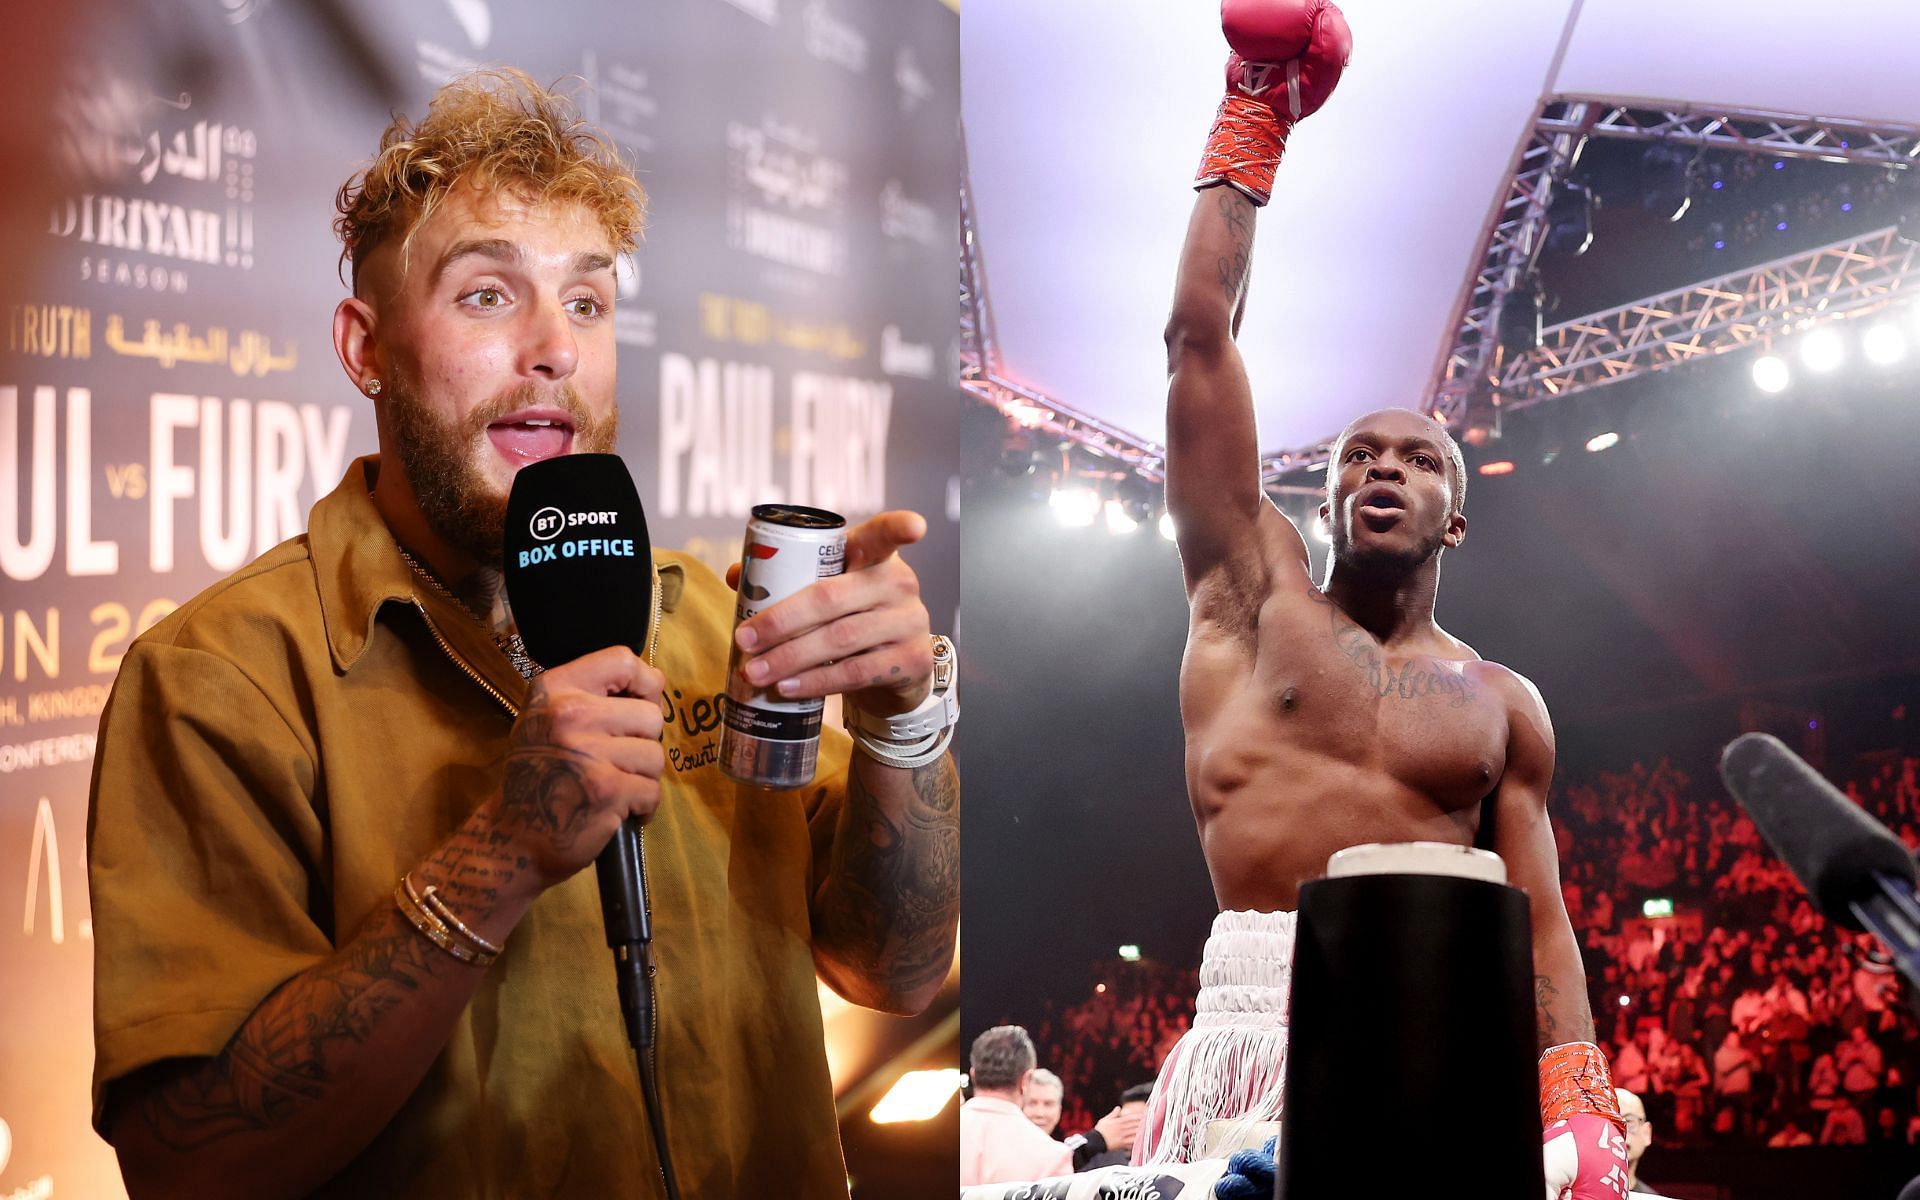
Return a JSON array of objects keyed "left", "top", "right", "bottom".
[
  {"left": 394, "top": 874, "right": 498, "bottom": 967},
  {"left": 419, "top": 883, "right": 503, "bottom": 956}
]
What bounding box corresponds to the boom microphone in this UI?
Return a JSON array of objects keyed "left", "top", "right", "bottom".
[
  {"left": 1720, "top": 732, "right": 1920, "bottom": 1011},
  {"left": 1718, "top": 733, "right": 1916, "bottom": 928}
]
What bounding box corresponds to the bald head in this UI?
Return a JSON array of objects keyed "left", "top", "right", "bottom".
[
  {"left": 1616, "top": 1087, "right": 1651, "bottom": 1167},
  {"left": 1329, "top": 407, "right": 1467, "bottom": 518}
]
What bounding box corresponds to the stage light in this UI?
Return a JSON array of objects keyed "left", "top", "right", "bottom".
[
  {"left": 1497, "top": 286, "right": 1543, "bottom": 357},
  {"left": 1643, "top": 898, "right": 1674, "bottom": 919},
  {"left": 1103, "top": 499, "right": 1138, "bottom": 535},
  {"left": 1752, "top": 354, "right": 1790, "bottom": 394},
  {"left": 1640, "top": 146, "right": 1692, "bottom": 223},
  {"left": 998, "top": 444, "right": 1047, "bottom": 477},
  {"left": 1094, "top": 982, "right": 1107, "bottom": 994},
  {"left": 1114, "top": 473, "right": 1157, "bottom": 527},
  {"left": 1863, "top": 322, "right": 1907, "bottom": 365},
  {"left": 1310, "top": 514, "right": 1331, "bottom": 544},
  {"left": 869, "top": 1069, "right": 962, "bottom": 1124},
  {"left": 1800, "top": 328, "right": 1844, "bottom": 373},
  {"left": 1584, "top": 431, "right": 1620, "bottom": 453},
  {"left": 1618, "top": 994, "right": 1632, "bottom": 1008},
  {"left": 1118, "top": 944, "right": 1141, "bottom": 962},
  {"left": 1004, "top": 401, "right": 1049, "bottom": 429},
  {"left": 1158, "top": 511, "right": 1177, "bottom": 542},
  {"left": 1477, "top": 460, "right": 1516, "bottom": 477},
  {"left": 1049, "top": 484, "right": 1101, "bottom": 527},
  {"left": 1546, "top": 180, "right": 1594, "bottom": 256}
]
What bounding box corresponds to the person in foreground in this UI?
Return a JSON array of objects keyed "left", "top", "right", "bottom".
[
  {"left": 1150, "top": 2, "right": 1628, "bottom": 1196},
  {"left": 960, "top": 1026, "right": 1075, "bottom": 1187},
  {"left": 87, "top": 70, "right": 959, "bottom": 1199}
]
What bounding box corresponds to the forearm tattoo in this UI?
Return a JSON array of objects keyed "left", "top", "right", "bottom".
[
  {"left": 130, "top": 801, "right": 537, "bottom": 1150},
  {"left": 1216, "top": 189, "right": 1255, "bottom": 305},
  {"left": 135, "top": 916, "right": 447, "bottom": 1150},
  {"left": 817, "top": 755, "right": 961, "bottom": 1004}
]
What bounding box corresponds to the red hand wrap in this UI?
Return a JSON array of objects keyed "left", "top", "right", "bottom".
[
  {"left": 1195, "top": 92, "right": 1291, "bottom": 207},
  {"left": 1539, "top": 1041, "right": 1627, "bottom": 1136}
]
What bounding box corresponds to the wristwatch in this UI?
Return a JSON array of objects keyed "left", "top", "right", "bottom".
[{"left": 843, "top": 635, "right": 958, "bottom": 768}]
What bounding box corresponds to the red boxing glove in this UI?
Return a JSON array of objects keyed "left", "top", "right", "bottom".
[
  {"left": 1196, "top": 0, "right": 1352, "bottom": 205},
  {"left": 1539, "top": 1042, "right": 1630, "bottom": 1200},
  {"left": 1542, "top": 1114, "right": 1630, "bottom": 1200}
]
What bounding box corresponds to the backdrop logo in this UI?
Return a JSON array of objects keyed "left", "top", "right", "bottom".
[
  {"left": 881, "top": 325, "right": 934, "bottom": 379},
  {"left": 49, "top": 82, "right": 261, "bottom": 292},
  {"left": 582, "top": 56, "right": 659, "bottom": 154},
  {"left": 530, "top": 506, "right": 565, "bottom": 541},
  {"left": 880, "top": 181, "right": 942, "bottom": 248},
  {"left": 727, "top": 121, "right": 849, "bottom": 276},
  {"left": 730, "top": 120, "right": 846, "bottom": 212},
  {"left": 803, "top": 1, "right": 867, "bottom": 73},
  {"left": 613, "top": 250, "right": 657, "bottom": 347},
  {"left": 895, "top": 47, "right": 934, "bottom": 113}
]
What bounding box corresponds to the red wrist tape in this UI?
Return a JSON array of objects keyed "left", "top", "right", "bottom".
[
  {"left": 1195, "top": 92, "right": 1291, "bottom": 207},
  {"left": 1539, "top": 1042, "right": 1626, "bottom": 1136}
]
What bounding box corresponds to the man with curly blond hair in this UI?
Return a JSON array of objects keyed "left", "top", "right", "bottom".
[{"left": 88, "top": 70, "right": 958, "bottom": 1199}]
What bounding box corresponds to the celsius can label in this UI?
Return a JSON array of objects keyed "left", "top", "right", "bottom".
[{"left": 721, "top": 504, "right": 848, "bottom": 788}]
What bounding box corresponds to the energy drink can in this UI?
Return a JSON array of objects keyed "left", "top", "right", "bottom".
[{"left": 720, "top": 503, "right": 848, "bottom": 787}]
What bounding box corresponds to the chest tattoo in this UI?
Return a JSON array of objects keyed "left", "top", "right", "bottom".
[{"left": 1311, "top": 591, "right": 1477, "bottom": 708}]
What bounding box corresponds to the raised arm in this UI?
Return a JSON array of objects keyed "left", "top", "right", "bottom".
[
  {"left": 1164, "top": 0, "right": 1352, "bottom": 598},
  {"left": 1164, "top": 186, "right": 1273, "bottom": 595}
]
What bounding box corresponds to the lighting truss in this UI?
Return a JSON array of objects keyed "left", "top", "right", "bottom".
[
  {"left": 1428, "top": 98, "right": 1596, "bottom": 433},
  {"left": 963, "top": 97, "right": 1920, "bottom": 491},
  {"left": 1498, "top": 224, "right": 1920, "bottom": 409},
  {"left": 1428, "top": 96, "right": 1920, "bottom": 429}
]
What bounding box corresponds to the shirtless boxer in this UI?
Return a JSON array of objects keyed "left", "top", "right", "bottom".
[{"left": 1145, "top": 3, "right": 1629, "bottom": 1196}]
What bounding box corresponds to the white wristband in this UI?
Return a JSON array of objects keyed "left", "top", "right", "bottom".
[{"left": 845, "top": 636, "right": 958, "bottom": 768}]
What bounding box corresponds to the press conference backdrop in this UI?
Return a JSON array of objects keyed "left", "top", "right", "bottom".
[{"left": 0, "top": 1, "right": 961, "bottom": 1193}]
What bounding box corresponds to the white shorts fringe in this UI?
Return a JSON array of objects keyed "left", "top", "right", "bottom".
[{"left": 1135, "top": 909, "right": 1295, "bottom": 1166}]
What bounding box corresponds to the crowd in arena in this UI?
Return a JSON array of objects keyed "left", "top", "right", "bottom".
[{"left": 1019, "top": 749, "right": 1920, "bottom": 1149}]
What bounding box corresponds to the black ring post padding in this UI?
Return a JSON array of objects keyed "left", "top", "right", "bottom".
[{"left": 1278, "top": 872, "right": 1544, "bottom": 1199}]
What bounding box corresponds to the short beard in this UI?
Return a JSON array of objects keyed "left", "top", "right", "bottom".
[
  {"left": 1329, "top": 516, "right": 1448, "bottom": 579},
  {"left": 383, "top": 373, "right": 618, "bottom": 569}
]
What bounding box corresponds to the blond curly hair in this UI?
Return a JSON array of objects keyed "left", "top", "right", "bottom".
[{"left": 333, "top": 69, "right": 646, "bottom": 290}]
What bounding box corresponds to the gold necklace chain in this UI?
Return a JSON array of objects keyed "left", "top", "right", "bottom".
[{"left": 395, "top": 545, "right": 540, "bottom": 681}]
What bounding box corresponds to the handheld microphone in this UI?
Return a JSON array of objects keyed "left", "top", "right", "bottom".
[
  {"left": 502, "top": 453, "right": 656, "bottom": 1048},
  {"left": 1719, "top": 732, "right": 1920, "bottom": 1011}
]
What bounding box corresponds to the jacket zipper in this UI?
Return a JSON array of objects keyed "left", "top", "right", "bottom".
[
  {"left": 412, "top": 600, "right": 519, "bottom": 717},
  {"left": 418, "top": 574, "right": 670, "bottom": 1158}
]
